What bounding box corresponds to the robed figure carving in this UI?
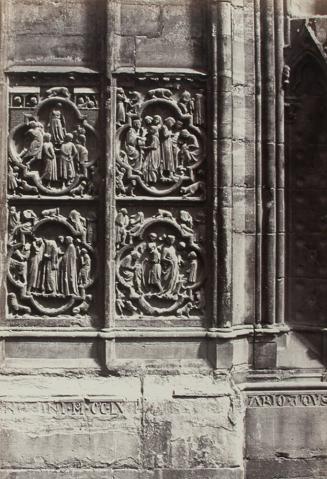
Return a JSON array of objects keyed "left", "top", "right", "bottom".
[
  {"left": 61, "top": 236, "right": 78, "bottom": 296},
  {"left": 48, "top": 103, "right": 66, "bottom": 145}
]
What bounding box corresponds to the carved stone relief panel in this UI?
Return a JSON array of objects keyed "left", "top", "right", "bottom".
[
  {"left": 115, "top": 206, "right": 206, "bottom": 324},
  {"left": 115, "top": 78, "right": 207, "bottom": 201},
  {"left": 7, "top": 205, "right": 99, "bottom": 326},
  {"left": 114, "top": 75, "right": 209, "bottom": 327},
  {"left": 6, "top": 75, "right": 102, "bottom": 328},
  {"left": 8, "top": 85, "right": 100, "bottom": 199}
]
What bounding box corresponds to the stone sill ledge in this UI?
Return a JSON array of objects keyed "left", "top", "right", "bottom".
[{"left": 0, "top": 324, "right": 325, "bottom": 339}]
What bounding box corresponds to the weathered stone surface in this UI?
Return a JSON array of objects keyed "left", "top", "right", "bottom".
[
  {"left": 7, "top": 0, "right": 104, "bottom": 67},
  {"left": 1, "top": 0, "right": 327, "bottom": 477},
  {"left": 142, "top": 377, "right": 243, "bottom": 469}
]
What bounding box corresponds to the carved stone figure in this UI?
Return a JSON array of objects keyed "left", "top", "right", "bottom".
[
  {"left": 38, "top": 239, "right": 59, "bottom": 294},
  {"left": 61, "top": 236, "right": 79, "bottom": 296},
  {"left": 86, "top": 213, "right": 97, "bottom": 245},
  {"left": 194, "top": 92, "right": 205, "bottom": 126},
  {"left": 8, "top": 293, "right": 31, "bottom": 315},
  {"left": 142, "top": 126, "right": 161, "bottom": 184},
  {"left": 178, "top": 129, "right": 201, "bottom": 167},
  {"left": 161, "top": 235, "right": 179, "bottom": 296},
  {"left": 27, "top": 96, "right": 39, "bottom": 108},
  {"left": 69, "top": 210, "right": 87, "bottom": 242},
  {"left": 72, "top": 294, "right": 92, "bottom": 315},
  {"left": 13, "top": 96, "right": 23, "bottom": 107},
  {"left": 115, "top": 208, "right": 129, "bottom": 245},
  {"left": 125, "top": 119, "right": 145, "bottom": 171},
  {"left": 8, "top": 165, "right": 19, "bottom": 193},
  {"left": 161, "top": 117, "right": 176, "bottom": 177},
  {"left": 78, "top": 249, "right": 91, "bottom": 287},
  {"left": 19, "top": 120, "right": 43, "bottom": 163},
  {"left": 46, "top": 87, "right": 70, "bottom": 99},
  {"left": 41, "top": 133, "right": 57, "bottom": 183},
  {"left": 186, "top": 251, "right": 198, "bottom": 284},
  {"left": 27, "top": 238, "right": 44, "bottom": 294},
  {"left": 128, "top": 91, "right": 142, "bottom": 119},
  {"left": 178, "top": 91, "right": 194, "bottom": 116},
  {"left": 181, "top": 180, "right": 206, "bottom": 198},
  {"left": 146, "top": 234, "right": 163, "bottom": 293},
  {"left": 58, "top": 133, "right": 77, "bottom": 184},
  {"left": 116, "top": 88, "right": 129, "bottom": 125},
  {"left": 75, "top": 134, "right": 88, "bottom": 176},
  {"left": 8, "top": 206, "right": 21, "bottom": 235},
  {"left": 48, "top": 103, "right": 66, "bottom": 145},
  {"left": 148, "top": 88, "right": 173, "bottom": 100},
  {"left": 11, "top": 244, "right": 31, "bottom": 284}
]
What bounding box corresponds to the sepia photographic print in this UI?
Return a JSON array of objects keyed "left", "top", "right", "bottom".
[{"left": 0, "top": 0, "right": 327, "bottom": 477}]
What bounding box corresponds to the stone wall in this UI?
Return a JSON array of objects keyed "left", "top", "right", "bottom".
[{"left": 0, "top": 0, "right": 327, "bottom": 478}]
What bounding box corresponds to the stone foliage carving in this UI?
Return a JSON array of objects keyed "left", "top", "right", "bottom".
[
  {"left": 7, "top": 207, "right": 96, "bottom": 317},
  {"left": 116, "top": 86, "right": 206, "bottom": 200},
  {"left": 8, "top": 87, "right": 100, "bottom": 198},
  {"left": 115, "top": 208, "right": 206, "bottom": 317}
]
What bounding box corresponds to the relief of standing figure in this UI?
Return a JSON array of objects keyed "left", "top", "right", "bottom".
[
  {"left": 78, "top": 248, "right": 91, "bottom": 287},
  {"left": 116, "top": 88, "right": 129, "bottom": 126},
  {"left": 145, "top": 233, "right": 163, "bottom": 293},
  {"left": 48, "top": 102, "right": 66, "bottom": 145},
  {"left": 142, "top": 126, "right": 161, "bottom": 184},
  {"left": 161, "top": 117, "right": 176, "bottom": 177},
  {"left": 75, "top": 134, "right": 89, "bottom": 177},
  {"left": 41, "top": 133, "right": 57, "bottom": 184},
  {"left": 58, "top": 133, "right": 78, "bottom": 184},
  {"left": 27, "top": 238, "right": 44, "bottom": 294},
  {"left": 61, "top": 236, "right": 79, "bottom": 296},
  {"left": 38, "top": 239, "right": 59, "bottom": 294},
  {"left": 161, "top": 235, "right": 179, "bottom": 296}
]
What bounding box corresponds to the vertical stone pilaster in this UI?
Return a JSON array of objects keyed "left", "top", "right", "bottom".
[
  {"left": 261, "top": 0, "right": 277, "bottom": 326},
  {"left": 254, "top": 0, "right": 263, "bottom": 327},
  {"left": 210, "top": 2, "right": 219, "bottom": 327},
  {"left": 275, "top": 0, "right": 285, "bottom": 325},
  {"left": 256, "top": 0, "right": 286, "bottom": 327},
  {"left": 217, "top": 0, "right": 233, "bottom": 327},
  {"left": 104, "top": 1, "right": 120, "bottom": 329},
  {"left": 0, "top": 0, "right": 8, "bottom": 325}
]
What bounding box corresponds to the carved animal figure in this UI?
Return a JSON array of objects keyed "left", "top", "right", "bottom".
[
  {"left": 8, "top": 293, "right": 31, "bottom": 315},
  {"left": 71, "top": 181, "right": 87, "bottom": 197},
  {"left": 148, "top": 88, "right": 173, "bottom": 100},
  {"left": 177, "top": 301, "right": 193, "bottom": 318},
  {"left": 180, "top": 181, "right": 206, "bottom": 198},
  {"left": 20, "top": 181, "right": 38, "bottom": 195},
  {"left": 41, "top": 208, "right": 59, "bottom": 218},
  {"left": 73, "top": 295, "right": 92, "bottom": 315},
  {"left": 46, "top": 87, "right": 70, "bottom": 99},
  {"left": 154, "top": 209, "right": 174, "bottom": 220}
]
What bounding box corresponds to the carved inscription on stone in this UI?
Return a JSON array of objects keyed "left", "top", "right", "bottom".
[
  {"left": 116, "top": 85, "right": 206, "bottom": 200},
  {"left": 247, "top": 392, "right": 327, "bottom": 407},
  {"left": 0, "top": 399, "right": 124, "bottom": 417},
  {"left": 115, "top": 208, "right": 206, "bottom": 318},
  {"left": 8, "top": 86, "right": 100, "bottom": 199},
  {"left": 7, "top": 207, "right": 96, "bottom": 318}
]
